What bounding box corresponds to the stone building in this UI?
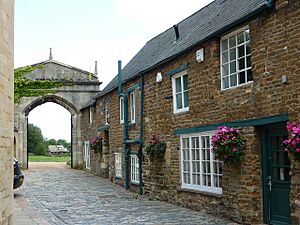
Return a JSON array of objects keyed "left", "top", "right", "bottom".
[
  {"left": 0, "top": 0, "right": 14, "bottom": 224},
  {"left": 80, "top": 0, "right": 300, "bottom": 224}
]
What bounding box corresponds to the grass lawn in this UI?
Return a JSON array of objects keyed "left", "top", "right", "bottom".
[{"left": 29, "top": 154, "right": 71, "bottom": 162}]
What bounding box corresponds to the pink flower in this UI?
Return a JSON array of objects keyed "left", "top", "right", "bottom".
[{"left": 287, "top": 122, "right": 293, "bottom": 130}]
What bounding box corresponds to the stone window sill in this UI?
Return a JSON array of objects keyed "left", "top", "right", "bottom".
[
  {"left": 131, "top": 181, "right": 140, "bottom": 186},
  {"left": 177, "top": 187, "right": 222, "bottom": 198}
]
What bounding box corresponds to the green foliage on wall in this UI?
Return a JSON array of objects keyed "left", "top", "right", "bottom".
[{"left": 14, "top": 65, "right": 66, "bottom": 103}]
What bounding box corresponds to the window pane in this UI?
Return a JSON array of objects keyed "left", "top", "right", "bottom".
[
  {"left": 246, "top": 42, "right": 251, "bottom": 55},
  {"left": 192, "top": 137, "right": 199, "bottom": 149},
  {"left": 245, "top": 29, "right": 250, "bottom": 41},
  {"left": 229, "top": 36, "right": 236, "bottom": 48},
  {"left": 222, "top": 64, "right": 229, "bottom": 76},
  {"left": 237, "top": 31, "right": 244, "bottom": 44},
  {"left": 230, "top": 74, "right": 237, "bottom": 87},
  {"left": 222, "top": 77, "right": 229, "bottom": 89},
  {"left": 238, "top": 45, "right": 245, "bottom": 58},
  {"left": 247, "top": 70, "right": 253, "bottom": 82},
  {"left": 239, "top": 71, "right": 246, "bottom": 84},
  {"left": 230, "top": 61, "right": 236, "bottom": 74},
  {"left": 183, "top": 75, "right": 188, "bottom": 91},
  {"left": 238, "top": 57, "right": 245, "bottom": 70},
  {"left": 175, "top": 77, "right": 182, "bottom": 92},
  {"left": 229, "top": 48, "right": 236, "bottom": 61},
  {"left": 221, "top": 39, "right": 228, "bottom": 51},
  {"left": 222, "top": 51, "right": 229, "bottom": 64},
  {"left": 176, "top": 93, "right": 182, "bottom": 109},
  {"left": 182, "top": 138, "right": 189, "bottom": 149},
  {"left": 183, "top": 91, "right": 189, "bottom": 108},
  {"left": 246, "top": 55, "right": 251, "bottom": 68}
]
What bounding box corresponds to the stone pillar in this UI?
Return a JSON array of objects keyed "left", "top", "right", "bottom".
[
  {"left": 72, "top": 113, "right": 83, "bottom": 169},
  {"left": 0, "top": 0, "right": 14, "bottom": 224}
]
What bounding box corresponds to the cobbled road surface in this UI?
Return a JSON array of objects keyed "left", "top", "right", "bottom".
[{"left": 15, "top": 162, "right": 231, "bottom": 225}]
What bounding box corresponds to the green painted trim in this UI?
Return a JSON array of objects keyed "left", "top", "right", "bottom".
[
  {"left": 165, "top": 63, "right": 189, "bottom": 77},
  {"left": 130, "top": 152, "right": 138, "bottom": 155},
  {"left": 138, "top": 75, "right": 144, "bottom": 195},
  {"left": 126, "top": 84, "right": 139, "bottom": 93},
  {"left": 174, "top": 113, "right": 289, "bottom": 135},
  {"left": 266, "top": 0, "right": 274, "bottom": 8},
  {"left": 125, "top": 139, "right": 140, "bottom": 144},
  {"left": 98, "top": 124, "right": 110, "bottom": 131},
  {"left": 128, "top": 123, "right": 136, "bottom": 127},
  {"left": 260, "top": 127, "right": 269, "bottom": 223}
]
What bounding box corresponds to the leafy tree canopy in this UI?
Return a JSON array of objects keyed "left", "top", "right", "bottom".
[{"left": 28, "top": 123, "right": 47, "bottom": 155}]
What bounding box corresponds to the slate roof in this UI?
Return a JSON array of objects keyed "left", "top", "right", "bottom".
[{"left": 96, "top": 0, "right": 271, "bottom": 99}]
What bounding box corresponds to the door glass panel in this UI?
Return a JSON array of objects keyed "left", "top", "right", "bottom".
[{"left": 271, "top": 136, "right": 290, "bottom": 182}]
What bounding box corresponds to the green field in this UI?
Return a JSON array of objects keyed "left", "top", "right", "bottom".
[{"left": 28, "top": 154, "right": 71, "bottom": 162}]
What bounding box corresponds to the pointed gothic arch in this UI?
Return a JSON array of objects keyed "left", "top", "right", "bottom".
[{"left": 14, "top": 59, "right": 101, "bottom": 168}]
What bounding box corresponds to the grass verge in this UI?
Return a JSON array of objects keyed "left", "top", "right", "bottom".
[{"left": 29, "top": 154, "right": 71, "bottom": 162}]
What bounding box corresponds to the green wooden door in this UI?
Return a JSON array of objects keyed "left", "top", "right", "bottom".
[{"left": 262, "top": 124, "right": 291, "bottom": 225}]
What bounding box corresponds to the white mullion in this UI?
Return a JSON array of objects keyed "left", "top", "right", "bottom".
[
  {"left": 199, "top": 136, "right": 203, "bottom": 186},
  {"left": 210, "top": 135, "right": 215, "bottom": 187},
  {"left": 180, "top": 138, "right": 184, "bottom": 184},
  {"left": 189, "top": 137, "right": 193, "bottom": 185}
]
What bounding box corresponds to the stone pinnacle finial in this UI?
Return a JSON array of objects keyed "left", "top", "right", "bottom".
[
  {"left": 49, "top": 48, "right": 53, "bottom": 60},
  {"left": 94, "top": 61, "right": 98, "bottom": 77}
]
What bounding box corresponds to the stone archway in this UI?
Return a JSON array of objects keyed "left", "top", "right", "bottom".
[{"left": 14, "top": 58, "right": 101, "bottom": 168}]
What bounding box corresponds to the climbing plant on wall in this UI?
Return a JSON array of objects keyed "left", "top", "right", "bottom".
[{"left": 14, "top": 65, "right": 67, "bottom": 103}]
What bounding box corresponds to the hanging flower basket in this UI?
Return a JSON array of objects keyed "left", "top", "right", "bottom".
[
  {"left": 146, "top": 134, "right": 166, "bottom": 160},
  {"left": 211, "top": 126, "right": 246, "bottom": 164},
  {"left": 89, "top": 135, "right": 103, "bottom": 153},
  {"left": 283, "top": 122, "right": 300, "bottom": 160}
]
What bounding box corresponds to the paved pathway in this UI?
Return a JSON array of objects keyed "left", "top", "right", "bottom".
[{"left": 14, "top": 162, "right": 232, "bottom": 225}]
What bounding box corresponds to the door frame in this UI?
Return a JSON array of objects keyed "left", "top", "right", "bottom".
[
  {"left": 83, "top": 141, "right": 90, "bottom": 169},
  {"left": 260, "top": 123, "right": 290, "bottom": 224}
]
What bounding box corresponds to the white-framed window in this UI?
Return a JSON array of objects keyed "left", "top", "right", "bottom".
[
  {"left": 129, "top": 91, "right": 136, "bottom": 124},
  {"left": 221, "top": 26, "right": 252, "bottom": 89},
  {"left": 180, "top": 132, "right": 222, "bottom": 194},
  {"left": 120, "top": 97, "right": 124, "bottom": 124},
  {"left": 172, "top": 70, "right": 189, "bottom": 114},
  {"left": 105, "top": 102, "right": 109, "bottom": 125},
  {"left": 115, "top": 153, "right": 122, "bottom": 178},
  {"left": 89, "top": 107, "right": 93, "bottom": 124},
  {"left": 130, "top": 154, "right": 139, "bottom": 184}
]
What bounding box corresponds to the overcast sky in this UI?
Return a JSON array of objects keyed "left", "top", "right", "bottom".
[{"left": 16, "top": 0, "right": 213, "bottom": 142}]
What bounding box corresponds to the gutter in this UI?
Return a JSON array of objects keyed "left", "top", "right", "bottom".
[
  {"left": 117, "top": 60, "right": 144, "bottom": 194},
  {"left": 117, "top": 60, "right": 130, "bottom": 190},
  {"left": 138, "top": 74, "right": 144, "bottom": 195}
]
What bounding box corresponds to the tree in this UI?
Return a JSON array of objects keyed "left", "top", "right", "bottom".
[
  {"left": 47, "top": 139, "right": 57, "bottom": 145},
  {"left": 27, "top": 123, "right": 47, "bottom": 155},
  {"left": 57, "top": 139, "right": 68, "bottom": 146}
]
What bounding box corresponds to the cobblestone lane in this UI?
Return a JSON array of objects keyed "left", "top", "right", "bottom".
[{"left": 15, "top": 163, "right": 232, "bottom": 225}]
